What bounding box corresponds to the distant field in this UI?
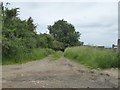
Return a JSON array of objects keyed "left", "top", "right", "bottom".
[{"left": 64, "top": 46, "right": 118, "bottom": 69}]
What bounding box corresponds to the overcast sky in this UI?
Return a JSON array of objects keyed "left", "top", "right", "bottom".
[{"left": 5, "top": 1, "right": 118, "bottom": 47}]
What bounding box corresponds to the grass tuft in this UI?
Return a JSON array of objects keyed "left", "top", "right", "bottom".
[{"left": 51, "top": 51, "right": 63, "bottom": 60}]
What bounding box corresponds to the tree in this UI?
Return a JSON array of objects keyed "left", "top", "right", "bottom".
[
  {"left": 27, "top": 17, "right": 37, "bottom": 33},
  {"left": 48, "top": 19, "right": 81, "bottom": 48}
]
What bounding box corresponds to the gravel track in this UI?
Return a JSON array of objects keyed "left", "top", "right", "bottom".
[{"left": 2, "top": 56, "right": 118, "bottom": 88}]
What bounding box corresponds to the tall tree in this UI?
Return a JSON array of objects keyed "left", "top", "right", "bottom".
[{"left": 48, "top": 19, "right": 81, "bottom": 47}]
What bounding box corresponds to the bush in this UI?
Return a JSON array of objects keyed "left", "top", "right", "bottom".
[{"left": 64, "top": 46, "right": 118, "bottom": 69}]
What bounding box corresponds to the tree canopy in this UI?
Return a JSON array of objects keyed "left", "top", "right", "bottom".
[{"left": 48, "top": 19, "right": 81, "bottom": 48}]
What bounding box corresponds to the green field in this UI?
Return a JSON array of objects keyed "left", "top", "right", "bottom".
[{"left": 64, "top": 46, "right": 118, "bottom": 69}]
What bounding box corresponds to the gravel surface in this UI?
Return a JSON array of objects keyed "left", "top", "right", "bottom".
[{"left": 2, "top": 56, "right": 118, "bottom": 88}]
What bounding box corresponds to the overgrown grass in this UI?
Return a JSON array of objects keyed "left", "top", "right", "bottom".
[
  {"left": 64, "top": 46, "right": 118, "bottom": 69},
  {"left": 2, "top": 48, "right": 54, "bottom": 65},
  {"left": 51, "top": 51, "right": 63, "bottom": 60}
]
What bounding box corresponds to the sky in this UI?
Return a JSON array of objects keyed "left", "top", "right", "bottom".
[{"left": 4, "top": 0, "right": 118, "bottom": 47}]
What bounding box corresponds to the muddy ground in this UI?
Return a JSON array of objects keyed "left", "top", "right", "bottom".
[{"left": 2, "top": 56, "right": 119, "bottom": 88}]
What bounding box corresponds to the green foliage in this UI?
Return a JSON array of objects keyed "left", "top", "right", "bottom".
[
  {"left": 36, "top": 33, "right": 54, "bottom": 48},
  {"left": 48, "top": 19, "right": 81, "bottom": 48},
  {"left": 2, "top": 48, "right": 54, "bottom": 65},
  {"left": 27, "top": 17, "right": 37, "bottom": 32},
  {"left": 51, "top": 51, "right": 63, "bottom": 60},
  {"left": 2, "top": 3, "right": 57, "bottom": 65},
  {"left": 2, "top": 3, "right": 37, "bottom": 60},
  {"left": 64, "top": 46, "right": 118, "bottom": 69},
  {"left": 51, "top": 40, "right": 64, "bottom": 51}
]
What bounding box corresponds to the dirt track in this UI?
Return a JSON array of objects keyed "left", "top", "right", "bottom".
[{"left": 2, "top": 56, "right": 118, "bottom": 88}]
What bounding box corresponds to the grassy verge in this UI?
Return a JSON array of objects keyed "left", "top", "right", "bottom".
[
  {"left": 64, "top": 46, "right": 118, "bottom": 69},
  {"left": 51, "top": 51, "right": 63, "bottom": 60},
  {"left": 2, "top": 48, "right": 54, "bottom": 65}
]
